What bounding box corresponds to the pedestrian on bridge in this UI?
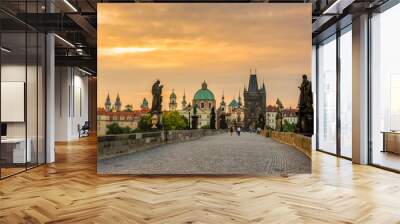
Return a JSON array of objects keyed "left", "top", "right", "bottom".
[
  {"left": 230, "top": 127, "right": 234, "bottom": 136},
  {"left": 237, "top": 127, "right": 241, "bottom": 136}
]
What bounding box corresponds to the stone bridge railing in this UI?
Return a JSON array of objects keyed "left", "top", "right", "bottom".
[
  {"left": 98, "top": 129, "right": 226, "bottom": 160},
  {"left": 260, "top": 130, "right": 312, "bottom": 158}
]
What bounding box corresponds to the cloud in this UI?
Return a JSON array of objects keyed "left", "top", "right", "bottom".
[
  {"left": 98, "top": 4, "right": 311, "bottom": 109},
  {"left": 98, "top": 47, "right": 158, "bottom": 56}
]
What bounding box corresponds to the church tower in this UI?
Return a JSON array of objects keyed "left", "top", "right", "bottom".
[
  {"left": 243, "top": 69, "right": 267, "bottom": 129},
  {"left": 141, "top": 98, "right": 149, "bottom": 110},
  {"left": 238, "top": 90, "right": 243, "bottom": 108},
  {"left": 220, "top": 92, "right": 226, "bottom": 113},
  {"left": 114, "top": 93, "right": 122, "bottom": 112},
  {"left": 181, "top": 90, "right": 187, "bottom": 109},
  {"left": 169, "top": 89, "right": 177, "bottom": 111},
  {"left": 105, "top": 93, "right": 112, "bottom": 112}
]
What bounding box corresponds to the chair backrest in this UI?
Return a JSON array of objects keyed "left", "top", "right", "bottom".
[{"left": 82, "top": 121, "right": 90, "bottom": 129}]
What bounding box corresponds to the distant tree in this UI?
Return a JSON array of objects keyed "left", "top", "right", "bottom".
[
  {"left": 283, "top": 120, "right": 296, "bottom": 132},
  {"left": 138, "top": 113, "right": 152, "bottom": 131},
  {"left": 219, "top": 113, "right": 228, "bottom": 129},
  {"left": 124, "top": 104, "right": 133, "bottom": 112},
  {"left": 201, "top": 124, "right": 210, "bottom": 129},
  {"left": 210, "top": 107, "right": 216, "bottom": 129},
  {"left": 162, "top": 111, "right": 188, "bottom": 130},
  {"left": 106, "top": 122, "right": 132, "bottom": 135}
]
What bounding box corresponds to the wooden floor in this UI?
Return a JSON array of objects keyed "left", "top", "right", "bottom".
[
  {"left": 372, "top": 151, "right": 400, "bottom": 171},
  {"left": 1, "top": 136, "right": 400, "bottom": 224}
]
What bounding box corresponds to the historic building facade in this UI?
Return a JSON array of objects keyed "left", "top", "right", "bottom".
[
  {"left": 243, "top": 73, "right": 266, "bottom": 129},
  {"left": 283, "top": 107, "right": 298, "bottom": 125},
  {"left": 192, "top": 81, "right": 216, "bottom": 128},
  {"left": 98, "top": 95, "right": 149, "bottom": 136},
  {"left": 266, "top": 105, "right": 278, "bottom": 130},
  {"left": 97, "top": 109, "right": 149, "bottom": 136},
  {"left": 266, "top": 105, "right": 298, "bottom": 130},
  {"left": 216, "top": 92, "right": 244, "bottom": 129}
]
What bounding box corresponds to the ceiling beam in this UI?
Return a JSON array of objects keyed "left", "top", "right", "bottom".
[
  {"left": 55, "top": 55, "right": 96, "bottom": 73},
  {"left": 67, "top": 13, "right": 97, "bottom": 43}
]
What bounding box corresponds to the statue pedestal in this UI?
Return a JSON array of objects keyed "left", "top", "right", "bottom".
[
  {"left": 296, "top": 109, "right": 313, "bottom": 136},
  {"left": 151, "top": 112, "right": 162, "bottom": 130}
]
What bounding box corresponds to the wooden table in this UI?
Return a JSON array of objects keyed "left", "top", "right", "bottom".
[
  {"left": 382, "top": 131, "right": 400, "bottom": 154},
  {"left": 1, "top": 138, "right": 31, "bottom": 165}
]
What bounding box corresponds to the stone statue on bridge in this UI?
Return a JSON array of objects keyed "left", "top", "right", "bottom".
[
  {"left": 151, "top": 80, "right": 163, "bottom": 129},
  {"left": 151, "top": 80, "right": 163, "bottom": 113},
  {"left": 296, "top": 74, "right": 314, "bottom": 136}
]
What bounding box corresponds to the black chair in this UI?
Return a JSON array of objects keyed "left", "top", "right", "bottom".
[{"left": 79, "top": 121, "right": 90, "bottom": 138}]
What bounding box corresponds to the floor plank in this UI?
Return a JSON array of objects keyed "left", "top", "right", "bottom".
[{"left": 0, "top": 136, "right": 400, "bottom": 224}]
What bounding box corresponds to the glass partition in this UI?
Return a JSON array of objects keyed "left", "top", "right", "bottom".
[
  {"left": 1, "top": 30, "right": 28, "bottom": 177},
  {"left": 317, "top": 35, "right": 337, "bottom": 154},
  {"left": 370, "top": 3, "right": 400, "bottom": 171},
  {"left": 339, "top": 27, "right": 352, "bottom": 158},
  {"left": 0, "top": 3, "right": 46, "bottom": 179}
]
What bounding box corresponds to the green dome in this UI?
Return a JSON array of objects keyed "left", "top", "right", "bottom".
[
  {"left": 193, "top": 81, "right": 215, "bottom": 101},
  {"left": 229, "top": 99, "right": 238, "bottom": 108}
]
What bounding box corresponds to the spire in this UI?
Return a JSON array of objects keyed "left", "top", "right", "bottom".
[
  {"left": 105, "top": 92, "right": 112, "bottom": 112},
  {"left": 248, "top": 73, "right": 259, "bottom": 92},
  {"left": 220, "top": 91, "right": 226, "bottom": 110},
  {"left": 114, "top": 93, "right": 122, "bottom": 112},
  {"left": 201, "top": 80, "right": 207, "bottom": 89},
  {"left": 170, "top": 89, "right": 176, "bottom": 98},
  {"left": 182, "top": 89, "right": 187, "bottom": 109},
  {"left": 169, "top": 89, "right": 177, "bottom": 110},
  {"left": 238, "top": 90, "right": 242, "bottom": 107}
]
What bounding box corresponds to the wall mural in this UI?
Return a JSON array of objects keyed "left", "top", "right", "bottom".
[{"left": 97, "top": 3, "right": 312, "bottom": 175}]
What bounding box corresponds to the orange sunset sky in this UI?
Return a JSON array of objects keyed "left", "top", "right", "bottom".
[{"left": 98, "top": 3, "right": 311, "bottom": 110}]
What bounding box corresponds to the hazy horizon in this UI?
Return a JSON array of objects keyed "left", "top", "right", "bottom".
[{"left": 98, "top": 4, "right": 311, "bottom": 110}]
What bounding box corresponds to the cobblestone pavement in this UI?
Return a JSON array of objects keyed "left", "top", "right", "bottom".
[{"left": 98, "top": 132, "right": 311, "bottom": 175}]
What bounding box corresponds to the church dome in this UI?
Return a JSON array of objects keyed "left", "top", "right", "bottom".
[
  {"left": 193, "top": 81, "right": 215, "bottom": 101},
  {"left": 229, "top": 99, "right": 238, "bottom": 108}
]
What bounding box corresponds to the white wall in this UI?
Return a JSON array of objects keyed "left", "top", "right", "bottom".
[
  {"left": 55, "top": 67, "right": 89, "bottom": 141},
  {"left": 1, "top": 65, "right": 40, "bottom": 137},
  {"left": 1, "top": 63, "right": 46, "bottom": 164}
]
